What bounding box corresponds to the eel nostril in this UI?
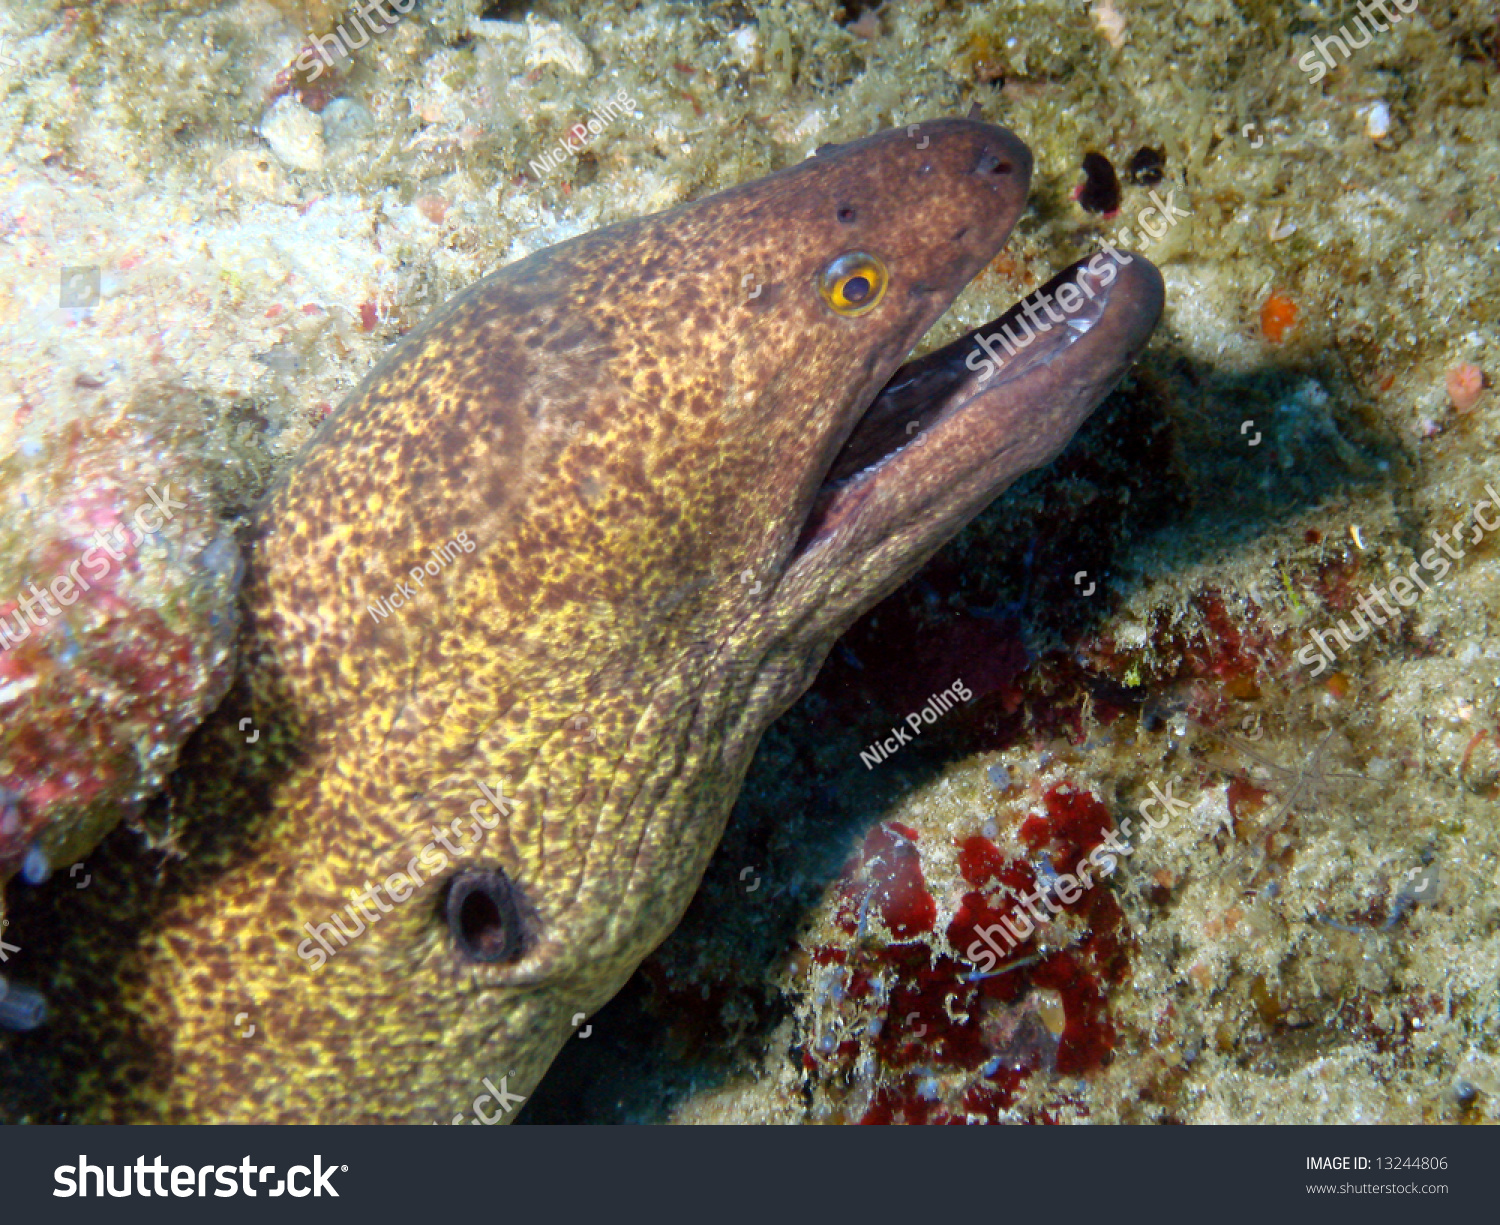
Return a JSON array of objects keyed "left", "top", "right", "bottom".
[
  {"left": 445, "top": 868, "right": 524, "bottom": 963},
  {"left": 975, "top": 151, "right": 1013, "bottom": 176}
]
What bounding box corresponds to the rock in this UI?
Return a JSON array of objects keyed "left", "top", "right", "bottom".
[
  {"left": 260, "top": 96, "right": 326, "bottom": 172},
  {"left": 0, "top": 397, "right": 240, "bottom": 922}
]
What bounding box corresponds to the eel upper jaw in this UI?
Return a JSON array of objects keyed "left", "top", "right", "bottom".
[{"left": 778, "top": 251, "right": 1166, "bottom": 620}]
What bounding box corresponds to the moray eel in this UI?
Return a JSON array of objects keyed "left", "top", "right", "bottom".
[{"left": 4, "top": 119, "right": 1162, "bottom": 1122}]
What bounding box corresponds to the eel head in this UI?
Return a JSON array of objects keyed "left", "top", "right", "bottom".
[{"left": 14, "top": 121, "right": 1163, "bottom": 1122}]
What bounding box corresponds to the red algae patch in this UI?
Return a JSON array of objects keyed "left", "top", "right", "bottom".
[
  {"left": 796, "top": 787, "right": 1131, "bottom": 1123},
  {"left": 835, "top": 821, "right": 937, "bottom": 940}
]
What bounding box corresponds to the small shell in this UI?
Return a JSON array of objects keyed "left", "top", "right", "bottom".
[
  {"left": 728, "top": 26, "right": 759, "bottom": 71},
  {"left": 1091, "top": 0, "right": 1126, "bottom": 48},
  {"left": 1365, "top": 101, "right": 1391, "bottom": 140},
  {"left": 523, "top": 16, "right": 593, "bottom": 77},
  {"left": 260, "top": 97, "right": 326, "bottom": 173},
  {"left": 1266, "top": 209, "right": 1298, "bottom": 242}
]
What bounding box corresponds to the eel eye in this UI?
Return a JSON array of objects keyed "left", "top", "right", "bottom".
[
  {"left": 445, "top": 868, "right": 523, "bottom": 963},
  {"left": 818, "top": 251, "right": 888, "bottom": 317}
]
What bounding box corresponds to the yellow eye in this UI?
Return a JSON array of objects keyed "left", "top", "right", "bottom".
[{"left": 818, "top": 251, "right": 888, "bottom": 317}]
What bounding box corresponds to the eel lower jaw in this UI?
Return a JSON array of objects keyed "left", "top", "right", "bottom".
[{"left": 784, "top": 250, "right": 1165, "bottom": 598}]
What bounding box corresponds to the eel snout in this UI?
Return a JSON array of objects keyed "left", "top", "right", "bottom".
[{"left": 786, "top": 248, "right": 1165, "bottom": 613}]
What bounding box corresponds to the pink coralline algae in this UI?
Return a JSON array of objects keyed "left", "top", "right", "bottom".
[
  {"left": 1446, "top": 363, "right": 1486, "bottom": 414},
  {"left": 0, "top": 408, "right": 241, "bottom": 987}
]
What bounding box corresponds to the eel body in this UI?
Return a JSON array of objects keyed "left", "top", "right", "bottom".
[{"left": 5, "top": 119, "right": 1162, "bottom": 1121}]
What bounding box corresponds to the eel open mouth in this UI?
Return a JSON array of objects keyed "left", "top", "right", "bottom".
[{"left": 794, "top": 248, "right": 1165, "bottom": 561}]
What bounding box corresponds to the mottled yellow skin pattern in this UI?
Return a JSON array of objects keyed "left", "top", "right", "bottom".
[{"left": 2, "top": 120, "right": 1124, "bottom": 1122}]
